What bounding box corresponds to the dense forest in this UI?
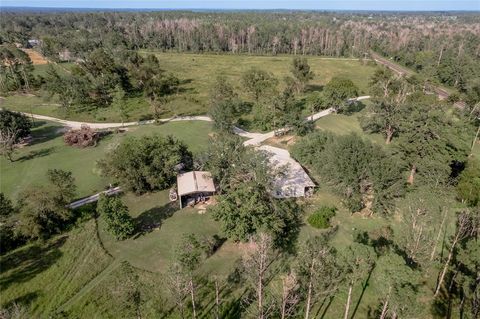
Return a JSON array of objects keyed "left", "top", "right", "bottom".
[{"left": 1, "top": 11, "right": 479, "bottom": 94}]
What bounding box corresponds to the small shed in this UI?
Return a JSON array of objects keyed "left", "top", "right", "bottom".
[{"left": 177, "top": 171, "right": 216, "bottom": 208}]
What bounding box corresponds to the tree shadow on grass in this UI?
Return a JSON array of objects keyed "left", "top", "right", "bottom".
[
  {"left": 350, "top": 266, "right": 375, "bottom": 319},
  {"left": 133, "top": 202, "right": 177, "bottom": 237},
  {"left": 28, "top": 121, "right": 64, "bottom": 146},
  {"left": 305, "top": 84, "right": 324, "bottom": 93},
  {"left": 0, "top": 235, "right": 66, "bottom": 290},
  {"left": 2, "top": 291, "right": 39, "bottom": 309},
  {"left": 15, "top": 146, "right": 56, "bottom": 162}
]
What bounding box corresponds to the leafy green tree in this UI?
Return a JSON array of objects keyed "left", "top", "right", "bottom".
[
  {"left": 0, "top": 45, "right": 35, "bottom": 93},
  {"left": 361, "top": 70, "right": 416, "bottom": 143},
  {"left": 112, "top": 84, "right": 131, "bottom": 125},
  {"left": 241, "top": 68, "right": 278, "bottom": 102},
  {"left": 320, "top": 77, "right": 358, "bottom": 112},
  {"left": 209, "top": 75, "right": 237, "bottom": 103},
  {"left": 16, "top": 187, "right": 71, "bottom": 240},
  {"left": 373, "top": 252, "right": 420, "bottom": 319},
  {"left": 210, "top": 182, "right": 301, "bottom": 248},
  {"left": 0, "top": 192, "right": 15, "bottom": 222},
  {"left": 97, "top": 195, "right": 135, "bottom": 240},
  {"left": 456, "top": 158, "right": 480, "bottom": 207},
  {"left": 209, "top": 76, "right": 251, "bottom": 132},
  {"left": 14, "top": 169, "right": 76, "bottom": 240},
  {"left": 272, "top": 86, "right": 308, "bottom": 134},
  {"left": 396, "top": 94, "right": 471, "bottom": 185},
  {"left": 307, "top": 206, "right": 336, "bottom": 229},
  {"left": 100, "top": 135, "right": 192, "bottom": 193},
  {"left": 205, "top": 134, "right": 270, "bottom": 192},
  {"left": 44, "top": 65, "right": 91, "bottom": 111},
  {"left": 0, "top": 109, "right": 32, "bottom": 161},
  {"left": 292, "top": 131, "right": 404, "bottom": 214},
  {"left": 46, "top": 169, "right": 76, "bottom": 206},
  {"left": 306, "top": 91, "right": 328, "bottom": 117},
  {"left": 450, "top": 237, "right": 480, "bottom": 319},
  {"left": 291, "top": 57, "right": 314, "bottom": 93}
]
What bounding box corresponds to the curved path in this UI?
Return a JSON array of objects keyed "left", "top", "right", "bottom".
[
  {"left": 22, "top": 95, "right": 371, "bottom": 208},
  {"left": 23, "top": 113, "right": 212, "bottom": 130}
]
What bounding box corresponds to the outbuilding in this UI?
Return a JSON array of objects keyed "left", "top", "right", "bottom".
[{"left": 177, "top": 171, "right": 216, "bottom": 208}]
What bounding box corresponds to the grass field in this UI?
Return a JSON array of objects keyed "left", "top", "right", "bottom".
[
  {"left": 0, "top": 120, "right": 213, "bottom": 201},
  {"left": 0, "top": 220, "right": 113, "bottom": 316},
  {"left": 2, "top": 53, "right": 377, "bottom": 122}
]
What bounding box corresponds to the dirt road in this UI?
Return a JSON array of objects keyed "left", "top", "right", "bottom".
[{"left": 370, "top": 51, "right": 465, "bottom": 109}]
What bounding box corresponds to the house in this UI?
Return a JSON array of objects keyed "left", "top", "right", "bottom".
[
  {"left": 259, "top": 145, "right": 315, "bottom": 198},
  {"left": 27, "top": 39, "right": 41, "bottom": 47},
  {"left": 177, "top": 171, "right": 216, "bottom": 208}
]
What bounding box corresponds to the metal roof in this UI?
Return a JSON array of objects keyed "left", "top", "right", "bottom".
[
  {"left": 258, "top": 145, "right": 315, "bottom": 198},
  {"left": 177, "top": 171, "right": 216, "bottom": 196}
]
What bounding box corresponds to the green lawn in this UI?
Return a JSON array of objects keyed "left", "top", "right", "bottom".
[
  {"left": 315, "top": 108, "right": 385, "bottom": 146},
  {"left": 0, "top": 220, "right": 113, "bottom": 316},
  {"left": 2, "top": 52, "right": 377, "bottom": 122},
  {"left": 99, "top": 190, "right": 238, "bottom": 274},
  {"left": 0, "top": 120, "right": 213, "bottom": 201}
]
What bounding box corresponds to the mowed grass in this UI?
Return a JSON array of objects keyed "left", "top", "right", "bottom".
[
  {"left": 0, "top": 220, "right": 113, "bottom": 316},
  {"left": 99, "top": 190, "right": 239, "bottom": 274},
  {"left": 2, "top": 52, "right": 376, "bottom": 122},
  {"left": 0, "top": 120, "right": 213, "bottom": 201}
]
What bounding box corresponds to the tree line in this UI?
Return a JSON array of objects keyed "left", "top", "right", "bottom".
[{"left": 1, "top": 11, "right": 479, "bottom": 95}]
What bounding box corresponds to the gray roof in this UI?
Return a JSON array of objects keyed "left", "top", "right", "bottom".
[
  {"left": 177, "top": 171, "right": 216, "bottom": 196},
  {"left": 259, "top": 145, "right": 315, "bottom": 198}
]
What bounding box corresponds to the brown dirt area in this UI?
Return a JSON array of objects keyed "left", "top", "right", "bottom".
[{"left": 22, "top": 49, "right": 49, "bottom": 65}]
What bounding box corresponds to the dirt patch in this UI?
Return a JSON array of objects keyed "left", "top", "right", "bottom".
[
  {"left": 264, "top": 134, "right": 298, "bottom": 149},
  {"left": 22, "top": 49, "right": 49, "bottom": 65}
]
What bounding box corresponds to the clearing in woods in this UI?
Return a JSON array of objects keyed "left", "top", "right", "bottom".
[
  {"left": 22, "top": 49, "right": 49, "bottom": 65},
  {"left": 2, "top": 52, "right": 377, "bottom": 122}
]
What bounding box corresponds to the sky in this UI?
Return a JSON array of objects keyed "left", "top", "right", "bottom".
[{"left": 1, "top": 0, "right": 479, "bottom": 11}]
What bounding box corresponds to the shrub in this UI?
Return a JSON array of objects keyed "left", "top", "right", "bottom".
[{"left": 307, "top": 206, "right": 336, "bottom": 229}]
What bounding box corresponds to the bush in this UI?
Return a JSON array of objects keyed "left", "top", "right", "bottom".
[{"left": 307, "top": 206, "right": 336, "bottom": 229}]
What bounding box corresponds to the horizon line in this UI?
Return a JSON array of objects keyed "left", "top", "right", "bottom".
[{"left": 1, "top": 6, "right": 479, "bottom": 12}]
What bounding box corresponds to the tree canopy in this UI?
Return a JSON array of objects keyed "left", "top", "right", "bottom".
[{"left": 100, "top": 134, "right": 192, "bottom": 193}]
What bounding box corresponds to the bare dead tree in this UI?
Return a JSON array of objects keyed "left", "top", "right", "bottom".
[
  {"left": 242, "top": 233, "right": 276, "bottom": 319},
  {"left": 435, "top": 211, "right": 479, "bottom": 297},
  {"left": 166, "top": 263, "right": 189, "bottom": 319},
  {"left": 402, "top": 201, "right": 436, "bottom": 266},
  {"left": 430, "top": 207, "right": 448, "bottom": 262},
  {"left": 279, "top": 272, "right": 300, "bottom": 319},
  {"left": 0, "top": 128, "right": 19, "bottom": 162}
]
